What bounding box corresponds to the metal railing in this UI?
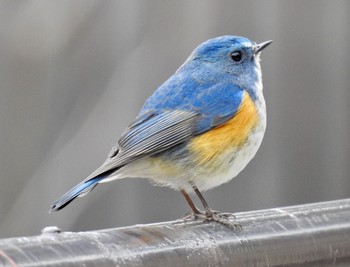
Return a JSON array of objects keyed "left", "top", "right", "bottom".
[{"left": 1, "top": 198, "right": 350, "bottom": 266}]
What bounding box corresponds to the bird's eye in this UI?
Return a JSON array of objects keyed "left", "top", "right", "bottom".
[{"left": 230, "top": 51, "right": 242, "bottom": 62}]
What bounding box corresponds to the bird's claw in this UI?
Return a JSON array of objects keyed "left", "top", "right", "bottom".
[{"left": 182, "top": 209, "right": 241, "bottom": 229}]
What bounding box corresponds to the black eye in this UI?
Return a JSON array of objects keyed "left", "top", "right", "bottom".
[{"left": 230, "top": 51, "right": 242, "bottom": 62}]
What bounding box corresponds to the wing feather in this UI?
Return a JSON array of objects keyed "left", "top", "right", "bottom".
[
  {"left": 86, "top": 82, "right": 244, "bottom": 181},
  {"left": 85, "top": 110, "right": 199, "bottom": 180}
]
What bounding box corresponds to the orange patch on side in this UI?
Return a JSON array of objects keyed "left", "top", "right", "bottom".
[{"left": 189, "top": 91, "right": 259, "bottom": 165}]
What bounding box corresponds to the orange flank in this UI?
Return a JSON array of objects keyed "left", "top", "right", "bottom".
[{"left": 189, "top": 91, "right": 259, "bottom": 165}]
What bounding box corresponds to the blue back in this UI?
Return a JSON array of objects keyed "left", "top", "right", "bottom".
[{"left": 141, "top": 70, "right": 244, "bottom": 134}]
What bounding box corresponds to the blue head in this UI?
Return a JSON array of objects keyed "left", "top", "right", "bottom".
[{"left": 179, "top": 36, "right": 272, "bottom": 97}]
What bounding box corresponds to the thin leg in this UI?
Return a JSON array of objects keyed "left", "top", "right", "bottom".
[
  {"left": 192, "top": 185, "right": 212, "bottom": 214},
  {"left": 191, "top": 184, "right": 240, "bottom": 229},
  {"left": 180, "top": 189, "right": 201, "bottom": 214}
]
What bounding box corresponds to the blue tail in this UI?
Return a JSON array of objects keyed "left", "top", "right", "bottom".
[{"left": 49, "top": 177, "right": 103, "bottom": 212}]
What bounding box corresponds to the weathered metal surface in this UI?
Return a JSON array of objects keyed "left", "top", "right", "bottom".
[{"left": 1, "top": 199, "right": 350, "bottom": 266}]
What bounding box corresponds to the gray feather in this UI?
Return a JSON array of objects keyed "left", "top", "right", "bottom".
[{"left": 85, "top": 110, "right": 199, "bottom": 180}]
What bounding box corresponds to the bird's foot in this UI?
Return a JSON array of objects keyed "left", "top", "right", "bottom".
[{"left": 182, "top": 209, "right": 240, "bottom": 229}]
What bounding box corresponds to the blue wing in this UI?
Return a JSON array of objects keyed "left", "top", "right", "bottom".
[
  {"left": 50, "top": 72, "right": 244, "bottom": 211},
  {"left": 87, "top": 73, "right": 243, "bottom": 180},
  {"left": 91, "top": 75, "right": 244, "bottom": 177},
  {"left": 141, "top": 71, "right": 244, "bottom": 134}
]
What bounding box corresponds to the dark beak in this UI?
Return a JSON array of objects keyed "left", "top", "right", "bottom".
[{"left": 254, "top": 40, "right": 273, "bottom": 54}]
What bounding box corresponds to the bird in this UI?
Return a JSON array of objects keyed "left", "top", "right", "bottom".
[{"left": 50, "top": 35, "right": 272, "bottom": 226}]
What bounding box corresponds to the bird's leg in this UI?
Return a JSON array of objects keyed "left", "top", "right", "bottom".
[
  {"left": 191, "top": 185, "right": 211, "bottom": 215},
  {"left": 180, "top": 189, "right": 198, "bottom": 214},
  {"left": 180, "top": 188, "right": 206, "bottom": 220},
  {"left": 191, "top": 185, "right": 240, "bottom": 228},
  {"left": 180, "top": 189, "right": 201, "bottom": 214}
]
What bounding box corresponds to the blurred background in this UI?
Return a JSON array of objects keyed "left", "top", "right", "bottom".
[{"left": 0, "top": 0, "right": 349, "bottom": 238}]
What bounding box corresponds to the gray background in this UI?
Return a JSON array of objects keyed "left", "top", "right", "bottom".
[{"left": 0, "top": 0, "right": 349, "bottom": 238}]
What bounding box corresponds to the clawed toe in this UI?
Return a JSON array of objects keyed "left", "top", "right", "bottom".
[
  {"left": 210, "top": 210, "right": 236, "bottom": 219},
  {"left": 182, "top": 209, "right": 241, "bottom": 229},
  {"left": 180, "top": 186, "right": 240, "bottom": 229},
  {"left": 207, "top": 212, "right": 241, "bottom": 229},
  {"left": 204, "top": 210, "right": 241, "bottom": 229},
  {"left": 182, "top": 209, "right": 206, "bottom": 220}
]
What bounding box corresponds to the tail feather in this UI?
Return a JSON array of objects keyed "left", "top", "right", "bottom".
[{"left": 49, "top": 177, "right": 103, "bottom": 212}]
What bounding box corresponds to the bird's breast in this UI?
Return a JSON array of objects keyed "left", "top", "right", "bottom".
[{"left": 188, "top": 91, "right": 260, "bottom": 167}]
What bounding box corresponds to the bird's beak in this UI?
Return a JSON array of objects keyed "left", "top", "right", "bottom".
[{"left": 254, "top": 40, "right": 273, "bottom": 54}]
